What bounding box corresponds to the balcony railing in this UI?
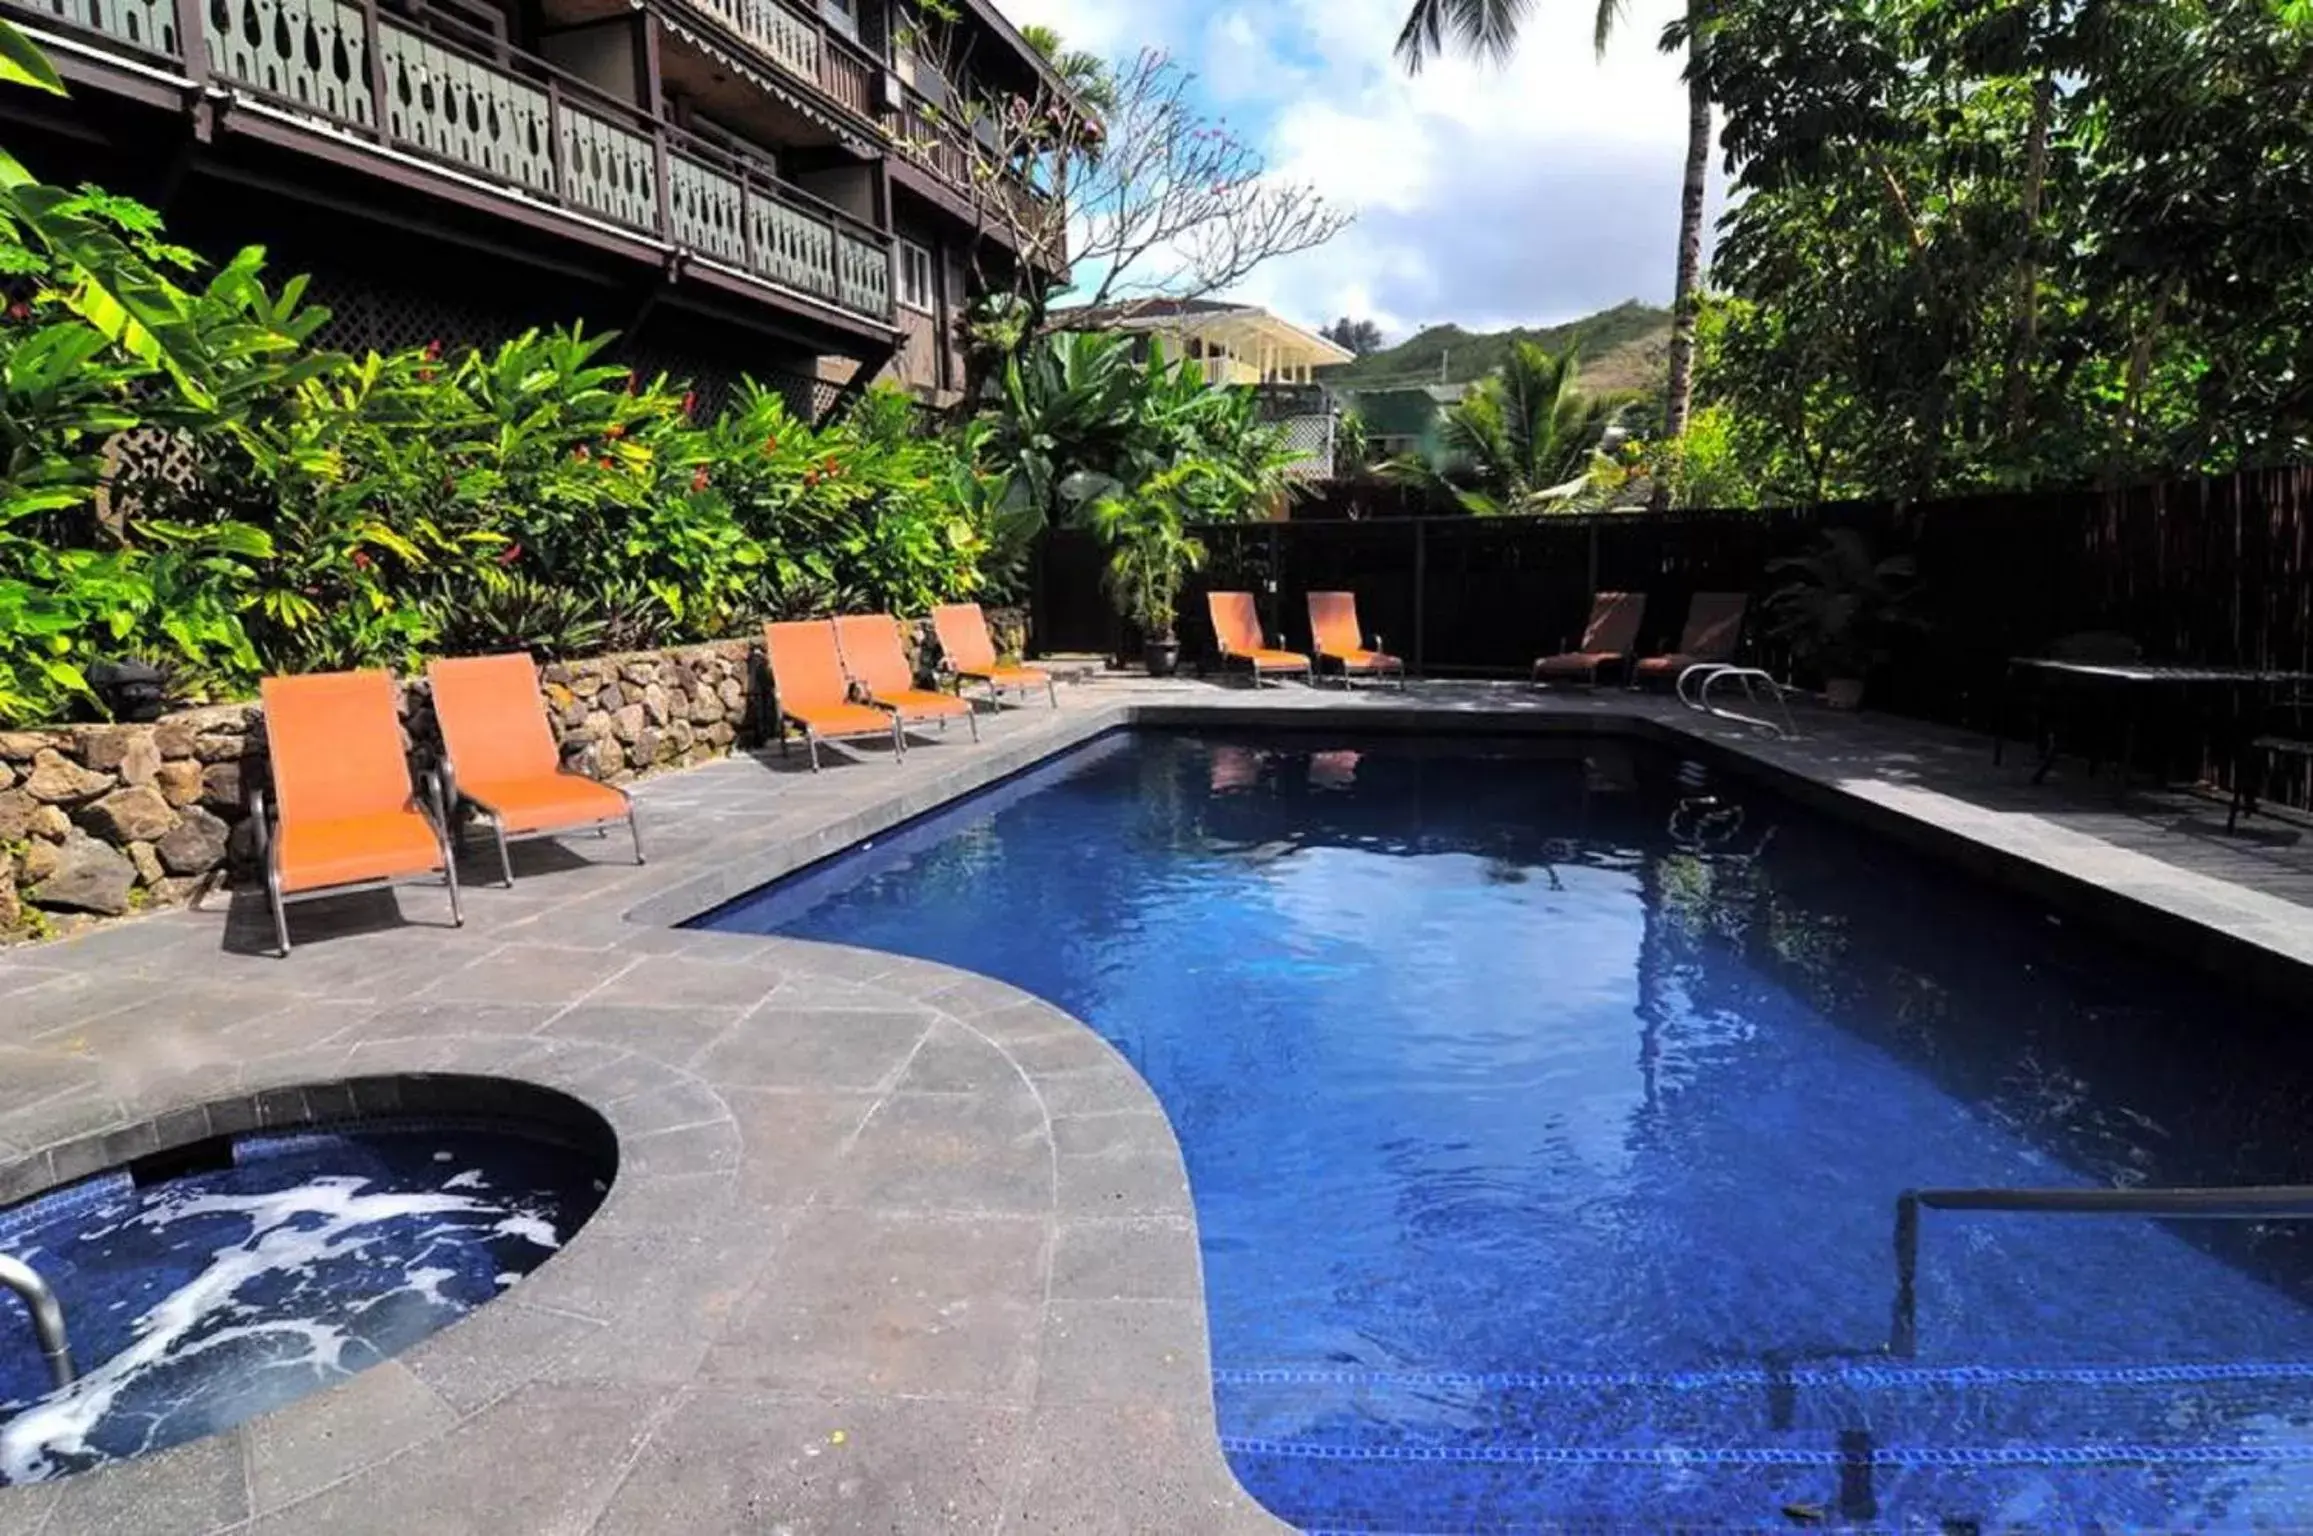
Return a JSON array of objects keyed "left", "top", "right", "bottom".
[
  {"left": 678, "top": 0, "right": 874, "bottom": 119},
  {"left": 8, "top": 0, "right": 895, "bottom": 327}
]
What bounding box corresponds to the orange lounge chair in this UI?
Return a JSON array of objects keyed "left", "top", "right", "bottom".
[
  {"left": 1534, "top": 592, "right": 1647, "bottom": 686},
  {"left": 1307, "top": 591, "right": 1406, "bottom": 689},
  {"left": 1632, "top": 592, "right": 1749, "bottom": 685},
  {"left": 933, "top": 602, "right": 1057, "bottom": 709},
  {"left": 765, "top": 619, "right": 908, "bottom": 771},
  {"left": 255, "top": 670, "right": 460, "bottom": 956},
  {"left": 1208, "top": 591, "right": 1313, "bottom": 687},
  {"left": 429, "top": 652, "right": 642, "bottom": 887},
  {"left": 836, "top": 614, "right": 980, "bottom": 744}
]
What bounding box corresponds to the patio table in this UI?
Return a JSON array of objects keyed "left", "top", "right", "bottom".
[{"left": 1998, "top": 658, "right": 2313, "bottom": 788}]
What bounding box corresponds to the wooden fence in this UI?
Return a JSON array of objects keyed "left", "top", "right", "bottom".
[{"left": 1029, "top": 465, "right": 2313, "bottom": 744}]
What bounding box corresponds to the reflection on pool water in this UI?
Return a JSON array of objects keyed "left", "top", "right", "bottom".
[
  {"left": 0, "top": 1117, "right": 608, "bottom": 1484},
  {"left": 700, "top": 731, "right": 2313, "bottom": 1532}
]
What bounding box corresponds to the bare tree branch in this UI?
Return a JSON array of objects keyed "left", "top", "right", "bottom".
[{"left": 894, "top": 34, "right": 1352, "bottom": 361}]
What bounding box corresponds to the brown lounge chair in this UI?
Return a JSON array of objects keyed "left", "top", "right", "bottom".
[
  {"left": 836, "top": 614, "right": 980, "bottom": 744},
  {"left": 254, "top": 670, "right": 461, "bottom": 956},
  {"left": 765, "top": 619, "right": 906, "bottom": 771},
  {"left": 1208, "top": 591, "right": 1313, "bottom": 687},
  {"left": 1632, "top": 592, "right": 1749, "bottom": 685},
  {"left": 429, "top": 653, "right": 642, "bottom": 887},
  {"left": 933, "top": 602, "right": 1057, "bottom": 708},
  {"left": 1535, "top": 592, "right": 1647, "bottom": 686},
  {"left": 1307, "top": 591, "right": 1406, "bottom": 689}
]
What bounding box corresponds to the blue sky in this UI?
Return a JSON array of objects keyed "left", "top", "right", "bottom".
[{"left": 1001, "top": 0, "right": 1703, "bottom": 342}]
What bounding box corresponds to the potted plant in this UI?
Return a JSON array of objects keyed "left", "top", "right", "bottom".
[
  {"left": 1763, "top": 528, "right": 1919, "bottom": 709},
  {"left": 1088, "top": 476, "right": 1206, "bottom": 678}
]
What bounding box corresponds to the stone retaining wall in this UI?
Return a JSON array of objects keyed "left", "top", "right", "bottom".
[
  {"left": 0, "top": 641, "right": 757, "bottom": 940},
  {"left": 0, "top": 610, "right": 1032, "bottom": 942}
]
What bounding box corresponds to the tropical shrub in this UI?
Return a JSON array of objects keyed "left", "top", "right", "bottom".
[
  {"left": 1437, "top": 341, "right": 1628, "bottom": 516},
  {"left": 979, "top": 330, "right": 1301, "bottom": 571}
]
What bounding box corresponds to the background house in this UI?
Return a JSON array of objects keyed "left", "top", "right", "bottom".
[
  {"left": 1067, "top": 299, "right": 1354, "bottom": 481},
  {"left": 1341, "top": 383, "right": 1474, "bottom": 479},
  {"left": 0, "top": 0, "right": 1071, "bottom": 412}
]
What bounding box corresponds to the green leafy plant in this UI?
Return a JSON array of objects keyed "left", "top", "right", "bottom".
[
  {"left": 1088, "top": 467, "right": 1209, "bottom": 640},
  {"left": 1763, "top": 528, "right": 1920, "bottom": 682},
  {"left": 1438, "top": 340, "right": 1627, "bottom": 515}
]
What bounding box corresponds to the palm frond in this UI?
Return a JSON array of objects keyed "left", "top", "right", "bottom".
[
  {"left": 1396, "top": 0, "right": 1534, "bottom": 72},
  {"left": 1594, "top": 0, "right": 1630, "bottom": 59}
]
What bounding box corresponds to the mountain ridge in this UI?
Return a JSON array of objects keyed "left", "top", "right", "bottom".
[{"left": 1323, "top": 301, "right": 1672, "bottom": 396}]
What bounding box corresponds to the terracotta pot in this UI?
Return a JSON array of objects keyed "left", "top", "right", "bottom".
[{"left": 1824, "top": 676, "right": 1867, "bottom": 711}]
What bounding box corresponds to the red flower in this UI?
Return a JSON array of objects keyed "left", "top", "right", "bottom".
[
  {"left": 497, "top": 542, "right": 522, "bottom": 567},
  {"left": 605, "top": 423, "right": 626, "bottom": 439},
  {"left": 763, "top": 436, "right": 779, "bottom": 455},
  {"left": 351, "top": 549, "right": 373, "bottom": 571},
  {"left": 574, "top": 445, "right": 591, "bottom": 463},
  {"left": 423, "top": 339, "right": 443, "bottom": 361},
  {"left": 6, "top": 302, "right": 30, "bottom": 323},
  {"left": 417, "top": 367, "right": 437, "bottom": 383},
  {"left": 691, "top": 467, "right": 710, "bottom": 492},
  {"left": 682, "top": 391, "right": 698, "bottom": 417}
]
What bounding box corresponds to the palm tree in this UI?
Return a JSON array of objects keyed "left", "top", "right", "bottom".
[
  {"left": 1019, "top": 22, "right": 1117, "bottom": 114},
  {"left": 1438, "top": 340, "right": 1626, "bottom": 514},
  {"left": 1397, "top": 0, "right": 1711, "bottom": 447}
]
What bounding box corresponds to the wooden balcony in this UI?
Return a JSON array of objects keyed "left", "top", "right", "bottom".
[
  {"left": 673, "top": 0, "right": 876, "bottom": 120},
  {"left": 6, "top": 0, "right": 894, "bottom": 329}
]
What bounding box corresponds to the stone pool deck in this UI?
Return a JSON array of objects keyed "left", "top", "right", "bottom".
[{"left": 4, "top": 676, "right": 2311, "bottom": 1535}]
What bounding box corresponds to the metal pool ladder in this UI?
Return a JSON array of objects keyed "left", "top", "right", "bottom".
[
  {"left": 0, "top": 1253, "right": 75, "bottom": 1390},
  {"left": 1890, "top": 1183, "right": 2313, "bottom": 1357}
]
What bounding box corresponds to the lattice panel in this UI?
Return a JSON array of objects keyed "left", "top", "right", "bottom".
[
  {"left": 299, "top": 269, "right": 528, "bottom": 360},
  {"left": 1273, "top": 413, "right": 1339, "bottom": 482}
]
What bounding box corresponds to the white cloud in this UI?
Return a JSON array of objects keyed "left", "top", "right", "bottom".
[{"left": 994, "top": 0, "right": 1711, "bottom": 340}]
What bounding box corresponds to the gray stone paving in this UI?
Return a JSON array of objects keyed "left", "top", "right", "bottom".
[{"left": 1, "top": 675, "right": 2308, "bottom": 1535}]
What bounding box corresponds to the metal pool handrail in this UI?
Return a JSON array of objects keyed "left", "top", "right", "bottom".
[
  {"left": 0, "top": 1252, "right": 75, "bottom": 1390},
  {"left": 1891, "top": 1184, "right": 2313, "bottom": 1358}
]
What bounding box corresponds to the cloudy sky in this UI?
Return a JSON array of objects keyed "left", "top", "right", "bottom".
[{"left": 999, "top": 0, "right": 1701, "bottom": 340}]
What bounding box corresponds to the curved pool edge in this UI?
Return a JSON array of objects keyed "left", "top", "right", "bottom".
[
  {"left": 10, "top": 677, "right": 2313, "bottom": 1534},
  {"left": 0, "top": 936, "right": 1288, "bottom": 1535}
]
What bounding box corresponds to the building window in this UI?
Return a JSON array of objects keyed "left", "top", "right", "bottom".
[
  {"left": 897, "top": 241, "right": 935, "bottom": 313},
  {"left": 822, "top": 0, "right": 858, "bottom": 40}
]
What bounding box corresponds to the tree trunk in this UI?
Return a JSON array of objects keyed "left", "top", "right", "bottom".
[
  {"left": 1661, "top": 11, "right": 1713, "bottom": 446},
  {"left": 2002, "top": 75, "right": 2056, "bottom": 444}
]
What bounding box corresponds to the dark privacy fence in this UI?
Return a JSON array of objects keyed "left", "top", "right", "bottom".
[{"left": 1028, "top": 465, "right": 2313, "bottom": 735}]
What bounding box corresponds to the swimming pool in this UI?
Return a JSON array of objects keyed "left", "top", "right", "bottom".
[{"left": 699, "top": 731, "right": 2313, "bottom": 1531}]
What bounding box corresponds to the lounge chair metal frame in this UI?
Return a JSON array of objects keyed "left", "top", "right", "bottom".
[
  {"left": 860, "top": 684, "right": 981, "bottom": 744},
  {"left": 835, "top": 615, "right": 982, "bottom": 746},
  {"left": 437, "top": 755, "right": 644, "bottom": 889},
  {"left": 947, "top": 664, "right": 1059, "bottom": 710},
  {"left": 1307, "top": 592, "right": 1407, "bottom": 691},
  {"left": 933, "top": 604, "right": 1060, "bottom": 711},
  {"left": 251, "top": 768, "right": 463, "bottom": 958},
  {"left": 779, "top": 707, "right": 908, "bottom": 772},
  {"left": 1219, "top": 650, "right": 1315, "bottom": 689}
]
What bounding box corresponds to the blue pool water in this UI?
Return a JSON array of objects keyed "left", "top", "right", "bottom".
[
  {"left": 699, "top": 732, "right": 2313, "bottom": 1531},
  {"left": 0, "top": 1118, "right": 607, "bottom": 1484}
]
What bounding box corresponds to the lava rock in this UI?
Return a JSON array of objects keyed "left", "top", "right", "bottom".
[
  {"left": 156, "top": 759, "right": 206, "bottom": 807},
  {"left": 0, "top": 789, "right": 34, "bottom": 844},
  {"left": 82, "top": 786, "right": 179, "bottom": 844},
  {"left": 25, "top": 750, "right": 115, "bottom": 804},
  {"left": 156, "top": 805, "right": 231, "bottom": 876},
  {"left": 127, "top": 840, "right": 165, "bottom": 887},
  {"left": 30, "top": 833, "right": 136, "bottom": 916}
]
